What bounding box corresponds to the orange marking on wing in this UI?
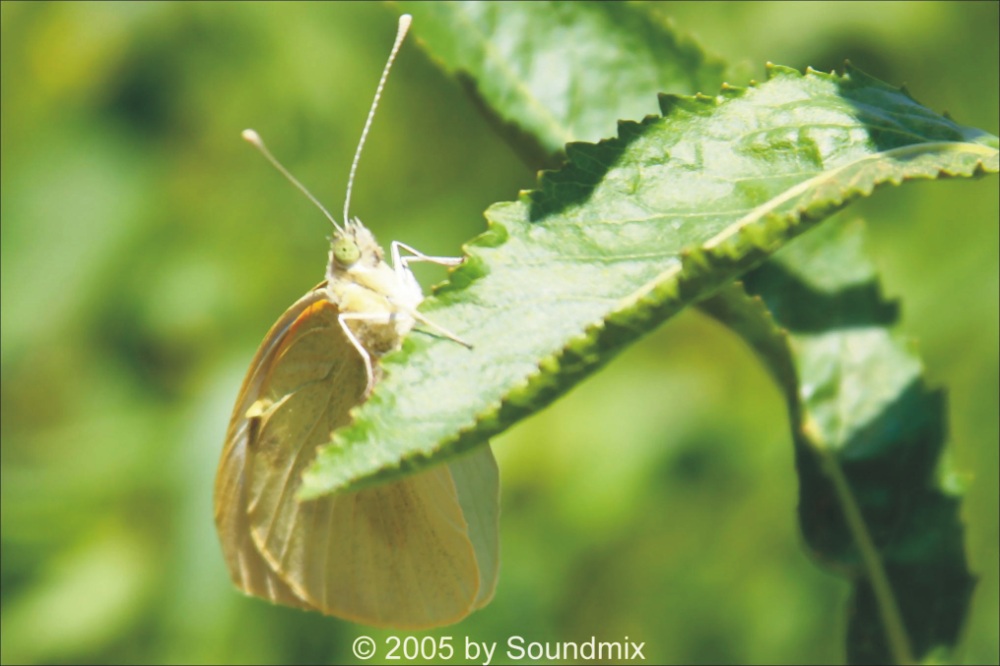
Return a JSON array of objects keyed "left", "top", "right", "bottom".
[{"left": 286, "top": 299, "right": 335, "bottom": 338}]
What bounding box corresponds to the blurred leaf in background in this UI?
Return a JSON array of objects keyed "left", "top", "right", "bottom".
[{"left": 1, "top": 2, "right": 995, "bottom": 664}]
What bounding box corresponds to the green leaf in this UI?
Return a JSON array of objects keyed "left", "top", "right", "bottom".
[
  {"left": 703, "top": 217, "right": 975, "bottom": 664},
  {"left": 394, "top": 7, "right": 985, "bottom": 660},
  {"left": 399, "top": 0, "right": 727, "bottom": 161},
  {"left": 301, "top": 62, "right": 998, "bottom": 498}
]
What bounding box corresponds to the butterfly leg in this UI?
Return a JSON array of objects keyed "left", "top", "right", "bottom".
[
  {"left": 389, "top": 241, "right": 472, "bottom": 349},
  {"left": 337, "top": 312, "right": 380, "bottom": 395},
  {"left": 339, "top": 308, "right": 472, "bottom": 397},
  {"left": 391, "top": 240, "right": 464, "bottom": 270},
  {"left": 409, "top": 311, "right": 473, "bottom": 349}
]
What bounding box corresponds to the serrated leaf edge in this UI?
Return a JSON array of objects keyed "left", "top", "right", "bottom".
[{"left": 308, "top": 65, "right": 1000, "bottom": 495}]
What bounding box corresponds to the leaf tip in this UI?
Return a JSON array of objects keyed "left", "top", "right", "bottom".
[{"left": 657, "top": 92, "right": 680, "bottom": 116}]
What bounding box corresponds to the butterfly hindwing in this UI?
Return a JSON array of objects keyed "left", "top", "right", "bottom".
[{"left": 449, "top": 447, "right": 501, "bottom": 609}]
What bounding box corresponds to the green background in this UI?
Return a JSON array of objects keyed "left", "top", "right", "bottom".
[{"left": 2, "top": 2, "right": 996, "bottom": 663}]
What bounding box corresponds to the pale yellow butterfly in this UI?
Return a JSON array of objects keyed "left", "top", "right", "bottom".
[{"left": 214, "top": 14, "right": 499, "bottom": 630}]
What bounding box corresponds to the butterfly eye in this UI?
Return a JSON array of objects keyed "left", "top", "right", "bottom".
[{"left": 333, "top": 237, "right": 362, "bottom": 266}]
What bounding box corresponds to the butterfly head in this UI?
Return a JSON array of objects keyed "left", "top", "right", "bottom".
[{"left": 328, "top": 220, "right": 385, "bottom": 276}]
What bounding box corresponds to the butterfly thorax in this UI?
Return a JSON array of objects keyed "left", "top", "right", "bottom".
[{"left": 325, "top": 221, "right": 423, "bottom": 357}]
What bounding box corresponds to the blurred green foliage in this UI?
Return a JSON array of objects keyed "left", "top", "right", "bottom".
[{"left": 1, "top": 2, "right": 996, "bottom": 664}]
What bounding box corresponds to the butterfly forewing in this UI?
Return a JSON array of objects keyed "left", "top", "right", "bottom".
[{"left": 215, "top": 286, "right": 329, "bottom": 610}]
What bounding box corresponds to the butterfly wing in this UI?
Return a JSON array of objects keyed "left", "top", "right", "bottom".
[
  {"left": 449, "top": 446, "right": 500, "bottom": 609},
  {"left": 215, "top": 286, "right": 328, "bottom": 610},
  {"left": 217, "top": 284, "right": 496, "bottom": 629}
]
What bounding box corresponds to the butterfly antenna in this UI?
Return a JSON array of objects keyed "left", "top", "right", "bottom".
[
  {"left": 342, "top": 13, "right": 412, "bottom": 227},
  {"left": 242, "top": 128, "right": 343, "bottom": 232}
]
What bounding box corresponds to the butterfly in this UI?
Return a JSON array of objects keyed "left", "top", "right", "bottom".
[{"left": 213, "top": 14, "right": 499, "bottom": 630}]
